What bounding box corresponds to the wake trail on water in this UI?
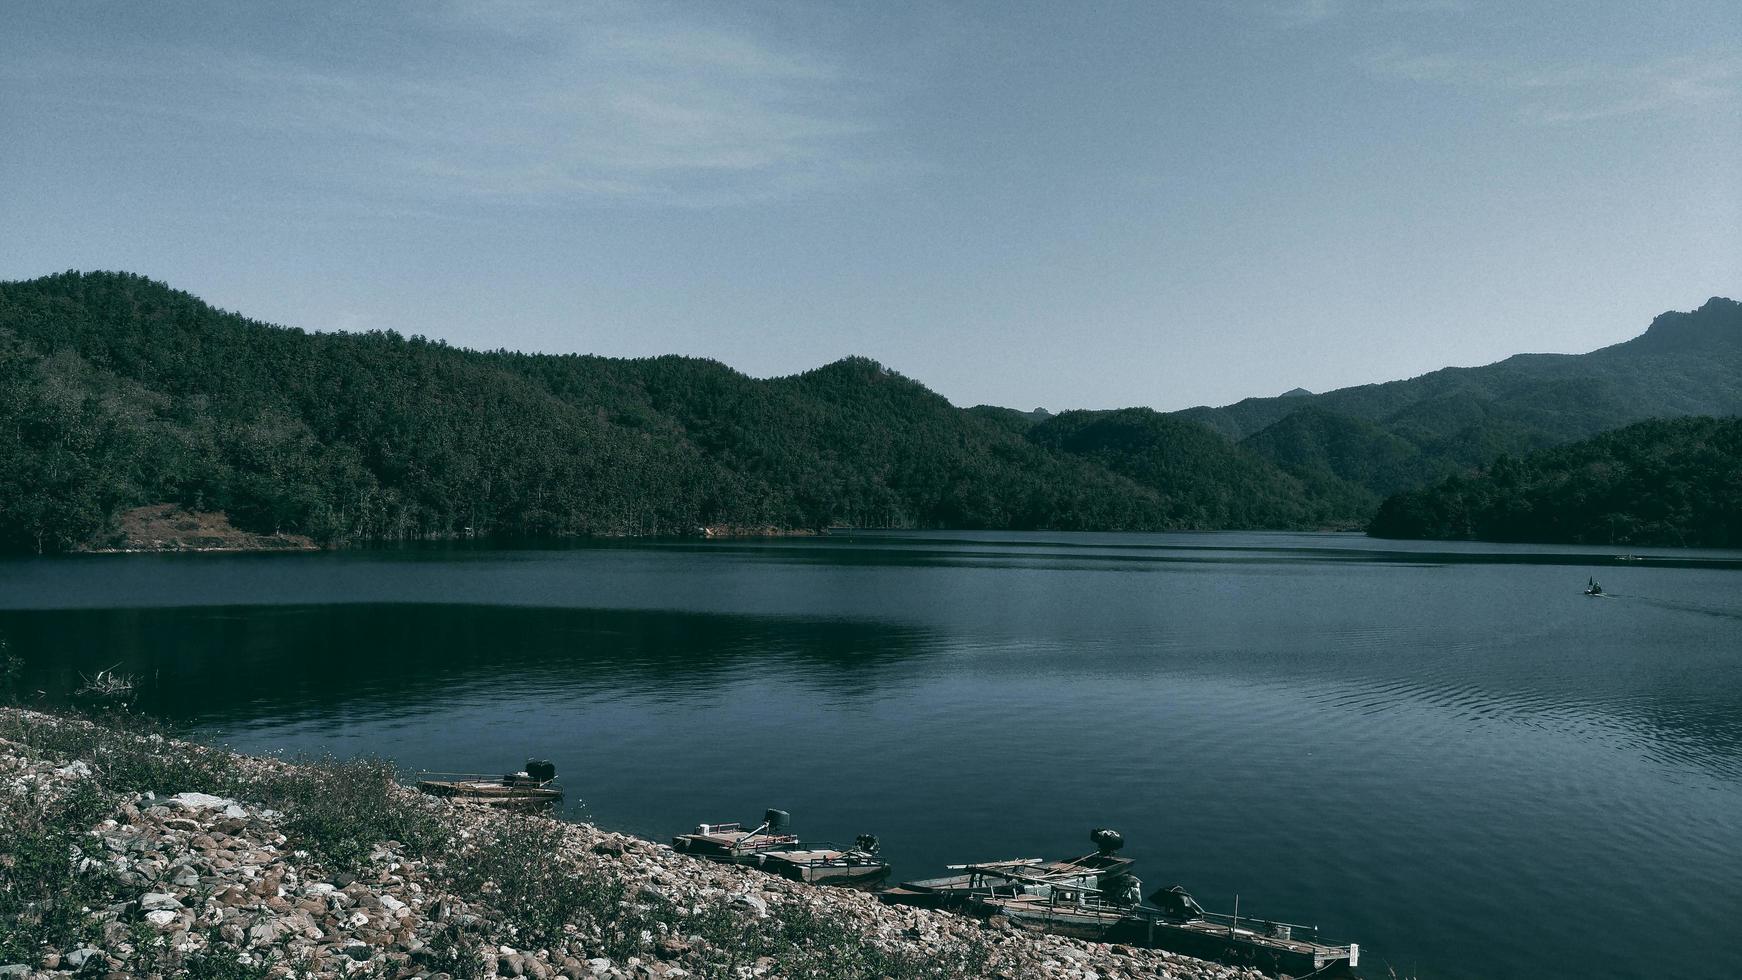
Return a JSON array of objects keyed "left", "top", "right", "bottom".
[{"left": 1593, "top": 591, "right": 1742, "bottom": 621}]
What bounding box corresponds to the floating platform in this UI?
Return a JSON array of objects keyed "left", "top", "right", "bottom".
[
  {"left": 756, "top": 843, "right": 889, "bottom": 887},
  {"left": 416, "top": 761, "right": 562, "bottom": 807},
  {"left": 672, "top": 819, "right": 800, "bottom": 861}
]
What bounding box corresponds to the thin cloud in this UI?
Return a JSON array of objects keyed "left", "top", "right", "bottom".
[
  {"left": 8, "top": 2, "right": 900, "bottom": 208},
  {"left": 1260, "top": 0, "right": 1469, "bottom": 29},
  {"left": 1365, "top": 47, "right": 1741, "bottom": 124}
]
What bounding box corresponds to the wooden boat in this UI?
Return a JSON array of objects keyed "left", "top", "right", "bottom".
[
  {"left": 755, "top": 835, "right": 890, "bottom": 886},
  {"left": 416, "top": 759, "right": 562, "bottom": 806},
  {"left": 885, "top": 830, "right": 1358, "bottom": 977},
  {"left": 672, "top": 809, "right": 800, "bottom": 862},
  {"left": 878, "top": 828, "right": 1134, "bottom": 910},
  {"left": 976, "top": 885, "right": 1359, "bottom": 977}
]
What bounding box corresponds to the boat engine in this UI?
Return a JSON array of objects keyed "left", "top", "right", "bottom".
[
  {"left": 854, "top": 834, "right": 881, "bottom": 854},
  {"left": 1108, "top": 873, "right": 1144, "bottom": 907},
  {"left": 523, "top": 759, "right": 557, "bottom": 784},
  {"left": 764, "top": 808, "right": 791, "bottom": 831},
  {"left": 1150, "top": 885, "right": 1205, "bottom": 921},
  {"left": 1090, "top": 827, "right": 1124, "bottom": 855}
]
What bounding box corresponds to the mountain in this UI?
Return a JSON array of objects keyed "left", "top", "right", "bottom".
[
  {"left": 1025, "top": 409, "right": 1351, "bottom": 528},
  {"left": 3, "top": 270, "right": 1737, "bottom": 553},
  {"left": 1368, "top": 416, "right": 1742, "bottom": 546},
  {"left": 1179, "top": 298, "right": 1742, "bottom": 499},
  {"left": 0, "top": 271, "right": 1340, "bottom": 552}
]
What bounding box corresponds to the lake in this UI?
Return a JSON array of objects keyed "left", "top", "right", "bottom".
[{"left": 4, "top": 531, "right": 1740, "bottom": 979}]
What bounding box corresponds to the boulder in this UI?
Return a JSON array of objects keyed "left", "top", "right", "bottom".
[{"left": 140, "top": 892, "right": 183, "bottom": 911}]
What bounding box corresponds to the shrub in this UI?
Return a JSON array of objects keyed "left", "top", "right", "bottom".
[{"left": 0, "top": 779, "right": 124, "bottom": 965}]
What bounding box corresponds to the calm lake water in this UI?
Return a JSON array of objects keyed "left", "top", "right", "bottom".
[{"left": 4, "top": 531, "right": 1740, "bottom": 979}]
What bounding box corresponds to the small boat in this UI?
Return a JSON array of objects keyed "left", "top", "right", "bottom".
[
  {"left": 416, "top": 759, "right": 562, "bottom": 806},
  {"left": 886, "top": 830, "right": 1358, "bottom": 977},
  {"left": 672, "top": 808, "right": 800, "bottom": 862},
  {"left": 756, "top": 834, "right": 890, "bottom": 886},
  {"left": 878, "top": 828, "right": 1135, "bottom": 910},
  {"left": 1584, "top": 578, "right": 1606, "bottom": 596},
  {"left": 977, "top": 883, "right": 1359, "bottom": 977},
  {"left": 1614, "top": 554, "right": 1643, "bottom": 562}
]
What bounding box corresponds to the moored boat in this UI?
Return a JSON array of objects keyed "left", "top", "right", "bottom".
[
  {"left": 756, "top": 834, "right": 890, "bottom": 886},
  {"left": 878, "top": 828, "right": 1134, "bottom": 910},
  {"left": 977, "top": 884, "right": 1359, "bottom": 977},
  {"left": 672, "top": 808, "right": 800, "bottom": 862},
  {"left": 416, "top": 759, "right": 562, "bottom": 806},
  {"left": 884, "top": 829, "right": 1358, "bottom": 977}
]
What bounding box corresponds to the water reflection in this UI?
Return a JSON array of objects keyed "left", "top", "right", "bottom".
[{"left": 1, "top": 604, "right": 940, "bottom": 724}]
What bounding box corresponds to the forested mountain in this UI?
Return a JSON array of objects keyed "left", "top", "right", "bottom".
[
  {"left": 1368, "top": 416, "right": 1742, "bottom": 546},
  {"left": 2, "top": 271, "right": 1737, "bottom": 553},
  {"left": 0, "top": 271, "right": 1338, "bottom": 552},
  {"left": 1177, "top": 298, "right": 1742, "bottom": 498},
  {"left": 1024, "top": 409, "right": 1353, "bottom": 528}
]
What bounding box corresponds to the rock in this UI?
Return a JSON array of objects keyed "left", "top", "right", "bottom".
[
  {"left": 248, "top": 918, "right": 293, "bottom": 946},
  {"left": 0, "top": 967, "right": 27, "bottom": 978},
  {"left": 140, "top": 891, "right": 183, "bottom": 911},
  {"left": 654, "top": 936, "right": 690, "bottom": 960},
  {"left": 169, "top": 791, "right": 241, "bottom": 813},
  {"left": 65, "top": 947, "right": 105, "bottom": 969},
  {"left": 145, "top": 908, "right": 179, "bottom": 927},
  {"left": 728, "top": 893, "right": 768, "bottom": 917},
  {"left": 217, "top": 885, "right": 251, "bottom": 906}
]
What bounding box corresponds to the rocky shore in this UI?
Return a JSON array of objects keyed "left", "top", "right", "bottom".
[{"left": 0, "top": 709, "right": 1261, "bottom": 980}]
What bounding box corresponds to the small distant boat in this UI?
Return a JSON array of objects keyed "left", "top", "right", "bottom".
[
  {"left": 1584, "top": 578, "right": 1606, "bottom": 597},
  {"left": 417, "top": 759, "right": 563, "bottom": 806},
  {"left": 672, "top": 808, "right": 800, "bottom": 861},
  {"left": 1614, "top": 554, "right": 1644, "bottom": 562}
]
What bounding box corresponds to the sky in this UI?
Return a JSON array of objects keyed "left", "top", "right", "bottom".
[{"left": 3, "top": 0, "right": 1739, "bottom": 411}]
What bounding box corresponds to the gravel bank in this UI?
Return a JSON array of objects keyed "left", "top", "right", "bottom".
[{"left": 0, "top": 709, "right": 1262, "bottom": 980}]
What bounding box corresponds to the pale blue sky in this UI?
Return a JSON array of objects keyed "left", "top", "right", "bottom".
[{"left": 4, "top": 1, "right": 1738, "bottom": 410}]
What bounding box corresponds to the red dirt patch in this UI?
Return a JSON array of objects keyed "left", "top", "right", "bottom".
[{"left": 85, "top": 505, "right": 319, "bottom": 553}]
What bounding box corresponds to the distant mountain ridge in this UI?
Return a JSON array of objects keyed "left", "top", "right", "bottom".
[
  {"left": 0, "top": 270, "right": 1736, "bottom": 552},
  {"left": 1168, "top": 297, "right": 1742, "bottom": 505}
]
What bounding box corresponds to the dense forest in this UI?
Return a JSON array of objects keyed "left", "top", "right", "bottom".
[
  {"left": 1368, "top": 416, "right": 1742, "bottom": 546},
  {"left": 2, "top": 271, "right": 1738, "bottom": 552},
  {"left": 0, "top": 272, "right": 1338, "bottom": 552}
]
